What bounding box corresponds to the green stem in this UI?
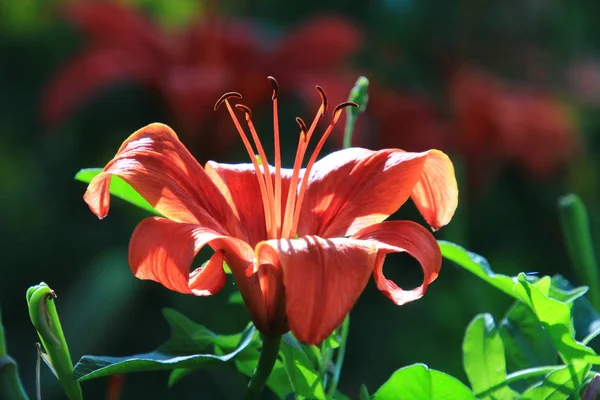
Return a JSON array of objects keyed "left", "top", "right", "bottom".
[
  {"left": 0, "top": 309, "right": 30, "bottom": 400},
  {"left": 475, "top": 365, "right": 562, "bottom": 398},
  {"left": 244, "top": 335, "right": 281, "bottom": 400},
  {"left": 327, "top": 315, "right": 350, "bottom": 397},
  {"left": 343, "top": 114, "right": 357, "bottom": 149},
  {"left": 558, "top": 194, "right": 600, "bottom": 309}
]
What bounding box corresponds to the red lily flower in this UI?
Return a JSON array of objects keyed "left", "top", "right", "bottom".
[{"left": 83, "top": 79, "right": 458, "bottom": 344}]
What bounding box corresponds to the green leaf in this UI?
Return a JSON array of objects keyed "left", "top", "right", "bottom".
[
  {"left": 440, "top": 242, "right": 600, "bottom": 365},
  {"left": 373, "top": 364, "right": 476, "bottom": 400},
  {"left": 499, "top": 302, "right": 556, "bottom": 384},
  {"left": 438, "top": 241, "right": 530, "bottom": 303},
  {"left": 463, "top": 314, "right": 520, "bottom": 399},
  {"left": 279, "top": 333, "right": 326, "bottom": 399},
  {"left": 517, "top": 274, "right": 600, "bottom": 364},
  {"left": 73, "top": 309, "right": 256, "bottom": 381},
  {"left": 521, "top": 362, "right": 591, "bottom": 400},
  {"left": 74, "top": 168, "right": 160, "bottom": 215}
]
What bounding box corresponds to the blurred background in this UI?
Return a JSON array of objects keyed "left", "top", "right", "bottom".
[{"left": 2, "top": 0, "right": 600, "bottom": 398}]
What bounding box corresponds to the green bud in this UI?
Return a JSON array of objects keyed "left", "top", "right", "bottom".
[
  {"left": 27, "top": 283, "right": 82, "bottom": 400},
  {"left": 343, "top": 76, "right": 370, "bottom": 149}
]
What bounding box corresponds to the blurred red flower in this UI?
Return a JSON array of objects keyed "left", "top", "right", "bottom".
[
  {"left": 449, "top": 66, "right": 577, "bottom": 181},
  {"left": 42, "top": 3, "right": 364, "bottom": 159}
]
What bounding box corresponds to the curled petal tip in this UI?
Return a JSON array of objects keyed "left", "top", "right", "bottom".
[
  {"left": 267, "top": 76, "right": 279, "bottom": 100},
  {"left": 214, "top": 92, "right": 243, "bottom": 111}
]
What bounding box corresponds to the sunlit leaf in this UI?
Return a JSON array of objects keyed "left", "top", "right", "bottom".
[
  {"left": 373, "top": 364, "right": 476, "bottom": 400},
  {"left": 73, "top": 309, "right": 256, "bottom": 381},
  {"left": 438, "top": 241, "right": 529, "bottom": 303},
  {"left": 517, "top": 274, "right": 600, "bottom": 364},
  {"left": 463, "top": 314, "right": 520, "bottom": 399},
  {"left": 280, "top": 333, "right": 326, "bottom": 399},
  {"left": 75, "top": 168, "right": 160, "bottom": 215},
  {"left": 521, "top": 362, "right": 591, "bottom": 400},
  {"left": 499, "top": 301, "right": 556, "bottom": 388}
]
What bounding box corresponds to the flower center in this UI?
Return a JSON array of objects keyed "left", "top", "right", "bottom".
[{"left": 215, "top": 77, "right": 357, "bottom": 240}]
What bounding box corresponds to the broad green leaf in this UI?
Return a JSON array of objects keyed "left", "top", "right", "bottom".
[
  {"left": 521, "top": 362, "right": 591, "bottom": 400},
  {"left": 373, "top": 364, "right": 476, "bottom": 400},
  {"left": 549, "top": 275, "right": 588, "bottom": 304},
  {"left": 552, "top": 276, "right": 600, "bottom": 343},
  {"left": 280, "top": 333, "right": 326, "bottom": 399},
  {"left": 73, "top": 309, "right": 256, "bottom": 381},
  {"left": 440, "top": 242, "right": 600, "bottom": 365},
  {"left": 517, "top": 274, "right": 600, "bottom": 364},
  {"left": 75, "top": 168, "right": 160, "bottom": 215},
  {"left": 499, "top": 302, "right": 556, "bottom": 385},
  {"left": 438, "top": 241, "right": 529, "bottom": 303},
  {"left": 463, "top": 314, "right": 520, "bottom": 399}
]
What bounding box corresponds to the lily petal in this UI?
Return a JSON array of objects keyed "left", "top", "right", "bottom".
[
  {"left": 205, "top": 162, "right": 297, "bottom": 246},
  {"left": 352, "top": 220, "right": 441, "bottom": 305},
  {"left": 84, "top": 123, "right": 241, "bottom": 236},
  {"left": 129, "top": 217, "right": 252, "bottom": 295},
  {"left": 298, "top": 147, "right": 454, "bottom": 238},
  {"left": 409, "top": 150, "right": 458, "bottom": 230},
  {"left": 258, "top": 236, "right": 376, "bottom": 344}
]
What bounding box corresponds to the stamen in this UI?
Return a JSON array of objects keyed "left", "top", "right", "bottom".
[
  {"left": 218, "top": 96, "right": 273, "bottom": 235},
  {"left": 214, "top": 92, "right": 242, "bottom": 111},
  {"left": 235, "top": 103, "right": 277, "bottom": 239},
  {"left": 267, "top": 76, "right": 279, "bottom": 100},
  {"left": 290, "top": 102, "right": 358, "bottom": 234},
  {"left": 280, "top": 87, "right": 328, "bottom": 238},
  {"left": 295, "top": 117, "right": 308, "bottom": 137},
  {"left": 268, "top": 77, "right": 282, "bottom": 236},
  {"left": 315, "top": 86, "right": 327, "bottom": 116}
]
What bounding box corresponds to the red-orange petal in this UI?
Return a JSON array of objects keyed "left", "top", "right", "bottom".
[
  {"left": 257, "top": 236, "right": 376, "bottom": 344},
  {"left": 352, "top": 220, "right": 441, "bottom": 305},
  {"left": 83, "top": 123, "right": 241, "bottom": 236},
  {"left": 408, "top": 150, "right": 458, "bottom": 230},
  {"left": 129, "top": 216, "right": 252, "bottom": 295},
  {"left": 297, "top": 147, "right": 456, "bottom": 238},
  {"left": 205, "top": 162, "right": 297, "bottom": 245}
]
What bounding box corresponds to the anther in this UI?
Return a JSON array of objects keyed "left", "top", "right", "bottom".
[
  {"left": 316, "top": 85, "right": 327, "bottom": 115},
  {"left": 235, "top": 104, "right": 252, "bottom": 117},
  {"left": 214, "top": 92, "right": 243, "bottom": 111},
  {"left": 295, "top": 117, "right": 308, "bottom": 134},
  {"left": 333, "top": 101, "right": 359, "bottom": 119},
  {"left": 267, "top": 76, "right": 279, "bottom": 100}
]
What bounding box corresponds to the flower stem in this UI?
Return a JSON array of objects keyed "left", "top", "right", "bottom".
[
  {"left": 0, "top": 308, "right": 30, "bottom": 400},
  {"left": 326, "top": 315, "right": 350, "bottom": 398},
  {"left": 244, "top": 334, "right": 281, "bottom": 400}
]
